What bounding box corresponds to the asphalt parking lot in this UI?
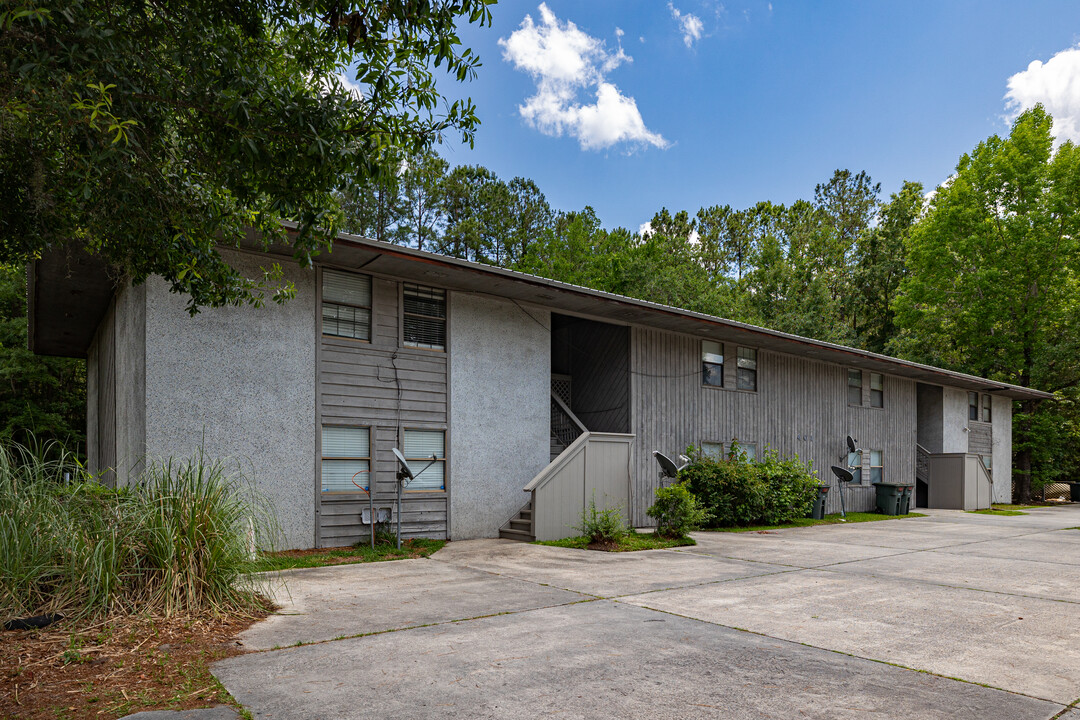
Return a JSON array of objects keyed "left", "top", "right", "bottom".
[{"left": 213, "top": 506, "right": 1080, "bottom": 719}]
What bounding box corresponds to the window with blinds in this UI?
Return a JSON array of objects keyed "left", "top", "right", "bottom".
[
  {"left": 869, "top": 449, "right": 884, "bottom": 484},
  {"left": 702, "top": 441, "right": 724, "bottom": 460},
  {"left": 321, "top": 426, "right": 370, "bottom": 493},
  {"left": 736, "top": 347, "right": 757, "bottom": 391},
  {"left": 403, "top": 283, "right": 446, "bottom": 351},
  {"left": 701, "top": 341, "right": 724, "bottom": 387},
  {"left": 322, "top": 270, "right": 372, "bottom": 340},
  {"left": 403, "top": 429, "right": 445, "bottom": 491},
  {"left": 848, "top": 450, "right": 863, "bottom": 484},
  {"left": 870, "top": 373, "right": 884, "bottom": 408},
  {"left": 848, "top": 370, "right": 863, "bottom": 406}
]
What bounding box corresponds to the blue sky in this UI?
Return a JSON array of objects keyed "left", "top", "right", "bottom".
[{"left": 435, "top": 1, "right": 1080, "bottom": 232}]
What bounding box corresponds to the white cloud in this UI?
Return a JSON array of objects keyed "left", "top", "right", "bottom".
[
  {"left": 1005, "top": 45, "right": 1080, "bottom": 144},
  {"left": 500, "top": 4, "right": 668, "bottom": 151},
  {"left": 668, "top": 3, "right": 704, "bottom": 48},
  {"left": 638, "top": 220, "right": 652, "bottom": 237}
]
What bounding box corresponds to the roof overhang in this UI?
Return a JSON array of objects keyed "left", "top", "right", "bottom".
[
  {"left": 312, "top": 232, "right": 1054, "bottom": 402},
  {"left": 28, "top": 244, "right": 117, "bottom": 359},
  {"left": 27, "top": 228, "right": 1055, "bottom": 401}
]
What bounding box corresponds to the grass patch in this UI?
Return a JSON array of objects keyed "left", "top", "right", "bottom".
[
  {"left": 990, "top": 503, "right": 1042, "bottom": 511},
  {"left": 968, "top": 508, "right": 1027, "bottom": 516},
  {"left": 250, "top": 538, "right": 445, "bottom": 572},
  {"left": 537, "top": 533, "right": 695, "bottom": 552},
  {"left": 708, "top": 511, "right": 927, "bottom": 533}
]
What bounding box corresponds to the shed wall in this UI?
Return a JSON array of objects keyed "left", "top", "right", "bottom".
[
  {"left": 629, "top": 326, "right": 918, "bottom": 525},
  {"left": 144, "top": 250, "right": 317, "bottom": 550},
  {"left": 448, "top": 294, "right": 549, "bottom": 539}
]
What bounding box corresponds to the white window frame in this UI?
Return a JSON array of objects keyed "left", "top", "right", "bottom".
[
  {"left": 402, "top": 428, "right": 447, "bottom": 492},
  {"left": 869, "top": 449, "right": 884, "bottom": 484},
  {"left": 320, "top": 425, "right": 371, "bottom": 494}
]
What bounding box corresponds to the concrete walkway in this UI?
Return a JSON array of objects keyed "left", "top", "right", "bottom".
[{"left": 213, "top": 506, "right": 1080, "bottom": 719}]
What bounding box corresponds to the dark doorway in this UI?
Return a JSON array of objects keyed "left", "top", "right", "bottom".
[{"left": 551, "top": 314, "right": 630, "bottom": 434}]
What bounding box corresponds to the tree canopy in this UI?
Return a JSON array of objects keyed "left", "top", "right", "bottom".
[
  {"left": 0, "top": 0, "right": 493, "bottom": 311},
  {"left": 893, "top": 106, "right": 1080, "bottom": 499}
]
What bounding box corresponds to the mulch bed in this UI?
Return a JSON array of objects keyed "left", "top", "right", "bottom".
[{"left": 0, "top": 605, "right": 270, "bottom": 720}]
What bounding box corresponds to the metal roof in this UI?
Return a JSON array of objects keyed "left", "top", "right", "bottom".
[{"left": 28, "top": 230, "right": 1054, "bottom": 401}]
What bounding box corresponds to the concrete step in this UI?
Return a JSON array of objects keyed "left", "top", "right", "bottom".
[
  {"left": 518, "top": 510, "right": 532, "bottom": 520},
  {"left": 498, "top": 527, "right": 534, "bottom": 542},
  {"left": 509, "top": 518, "right": 531, "bottom": 532}
]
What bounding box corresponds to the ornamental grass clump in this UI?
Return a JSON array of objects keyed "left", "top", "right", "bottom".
[
  {"left": 681, "top": 444, "right": 818, "bottom": 528},
  {"left": 0, "top": 439, "right": 276, "bottom": 621}
]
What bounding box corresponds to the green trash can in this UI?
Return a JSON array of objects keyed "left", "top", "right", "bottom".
[
  {"left": 899, "top": 484, "right": 913, "bottom": 515},
  {"left": 810, "top": 484, "right": 831, "bottom": 520},
  {"left": 874, "top": 483, "right": 905, "bottom": 515}
]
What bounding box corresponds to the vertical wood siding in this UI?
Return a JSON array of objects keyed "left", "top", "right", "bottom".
[
  {"left": 317, "top": 275, "right": 449, "bottom": 546},
  {"left": 630, "top": 326, "right": 917, "bottom": 525}
]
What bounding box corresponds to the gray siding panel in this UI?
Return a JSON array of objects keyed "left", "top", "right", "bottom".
[
  {"left": 630, "top": 326, "right": 918, "bottom": 525},
  {"left": 317, "top": 271, "right": 449, "bottom": 546}
]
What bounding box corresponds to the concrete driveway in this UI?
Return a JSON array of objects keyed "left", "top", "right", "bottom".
[{"left": 213, "top": 506, "right": 1080, "bottom": 719}]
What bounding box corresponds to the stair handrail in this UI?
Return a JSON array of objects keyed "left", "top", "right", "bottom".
[
  {"left": 525, "top": 431, "right": 590, "bottom": 493},
  {"left": 551, "top": 391, "right": 586, "bottom": 434}
]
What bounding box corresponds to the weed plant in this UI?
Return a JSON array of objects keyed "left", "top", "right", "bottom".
[
  {"left": 0, "top": 439, "right": 277, "bottom": 620},
  {"left": 575, "top": 497, "right": 628, "bottom": 545}
]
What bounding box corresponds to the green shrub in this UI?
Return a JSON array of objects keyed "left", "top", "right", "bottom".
[
  {"left": 0, "top": 439, "right": 277, "bottom": 620},
  {"left": 647, "top": 483, "right": 709, "bottom": 538},
  {"left": 681, "top": 445, "right": 818, "bottom": 528},
  {"left": 575, "top": 497, "right": 627, "bottom": 545}
]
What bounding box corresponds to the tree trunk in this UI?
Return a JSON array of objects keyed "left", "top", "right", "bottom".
[{"left": 1015, "top": 446, "right": 1033, "bottom": 503}]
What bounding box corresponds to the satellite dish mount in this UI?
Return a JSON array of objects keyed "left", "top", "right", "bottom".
[
  {"left": 653, "top": 451, "right": 689, "bottom": 488},
  {"left": 829, "top": 465, "right": 854, "bottom": 520},
  {"left": 391, "top": 448, "right": 438, "bottom": 549}
]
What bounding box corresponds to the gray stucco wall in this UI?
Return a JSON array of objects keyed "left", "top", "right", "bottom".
[
  {"left": 992, "top": 395, "right": 1013, "bottom": 502},
  {"left": 113, "top": 282, "right": 146, "bottom": 485},
  {"left": 449, "top": 294, "right": 550, "bottom": 539},
  {"left": 144, "top": 250, "right": 317, "bottom": 549}
]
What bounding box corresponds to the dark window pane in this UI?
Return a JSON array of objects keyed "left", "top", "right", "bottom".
[
  {"left": 737, "top": 367, "right": 756, "bottom": 391},
  {"left": 968, "top": 392, "right": 979, "bottom": 421},
  {"left": 403, "top": 283, "right": 446, "bottom": 350},
  {"left": 870, "top": 389, "right": 883, "bottom": 408},
  {"left": 848, "top": 370, "right": 862, "bottom": 405},
  {"left": 981, "top": 394, "right": 992, "bottom": 422},
  {"left": 703, "top": 362, "right": 724, "bottom": 387},
  {"left": 323, "top": 303, "right": 371, "bottom": 340}
]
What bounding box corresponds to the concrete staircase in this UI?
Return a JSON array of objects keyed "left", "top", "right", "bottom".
[{"left": 498, "top": 500, "right": 534, "bottom": 542}]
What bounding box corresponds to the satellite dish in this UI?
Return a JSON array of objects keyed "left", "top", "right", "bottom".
[
  {"left": 392, "top": 448, "right": 414, "bottom": 480},
  {"left": 830, "top": 465, "right": 854, "bottom": 483},
  {"left": 846, "top": 436, "right": 857, "bottom": 454},
  {"left": 653, "top": 451, "right": 688, "bottom": 479}
]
